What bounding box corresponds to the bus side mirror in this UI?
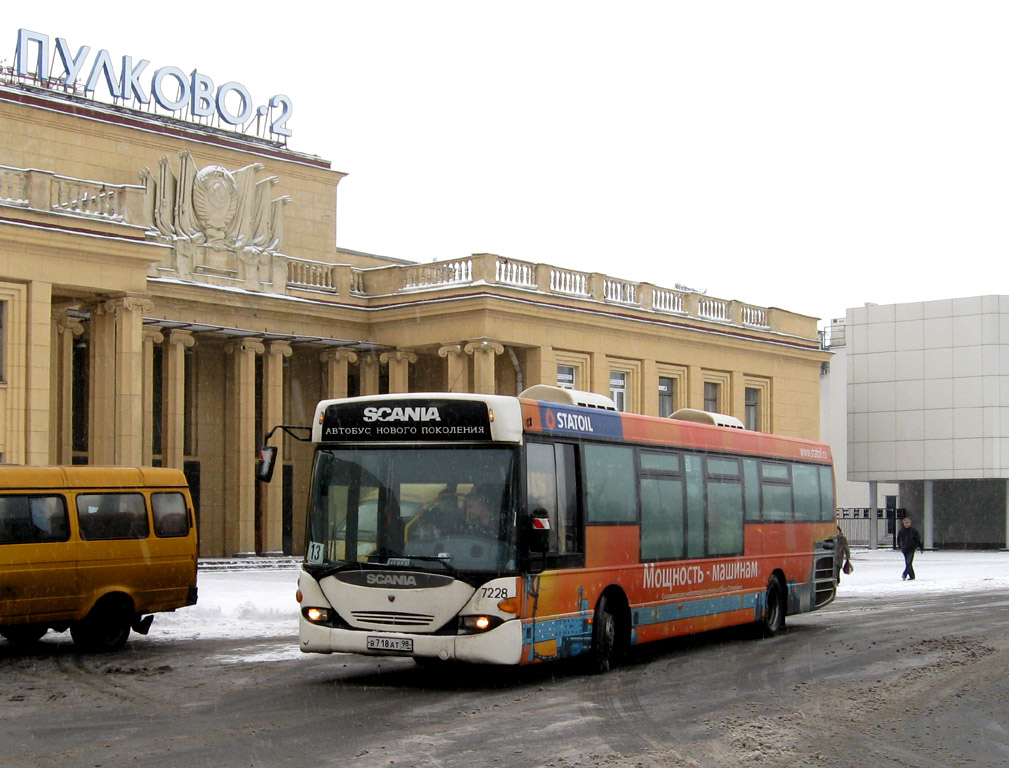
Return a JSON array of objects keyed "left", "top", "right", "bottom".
[
  {"left": 528, "top": 507, "right": 551, "bottom": 554},
  {"left": 257, "top": 446, "right": 278, "bottom": 483}
]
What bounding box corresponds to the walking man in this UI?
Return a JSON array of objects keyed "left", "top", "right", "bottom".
[{"left": 896, "top": 516, "right": 924, "bottom": 580}]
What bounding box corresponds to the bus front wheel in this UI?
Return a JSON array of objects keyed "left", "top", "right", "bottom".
[{"left": 758, "top": 578, "right": 786, "bottom": 637}]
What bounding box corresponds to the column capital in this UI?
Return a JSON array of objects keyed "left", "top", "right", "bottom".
[
  {"left": 464, "top": 340, "right": 504, "bottom": 356},
  {"left": 168, "top": 328, "right": 196, "bottom": 348},
  {"left": 142, "top": 326, "right": 165, "bottom": 344},
  {"left": 55, "top": 313, "right": 85, "bottom": 337},
  {"left": 268, "top": 340, "right": 293, "bottom": 358},
  {"left": 95, "top": 295, "right": 154, "bottom": 316},
  {"left": 380, "top": 349, "right": 418, "bottom": 365},
  {"left": 320, "top": 347, "right": 358, "bottom": 364},
  {"left": 224, "top": 338, "right": 266, "bottom": 356},
  {"left": 438, "top": 344, "right": 464, "bottom": 358}
]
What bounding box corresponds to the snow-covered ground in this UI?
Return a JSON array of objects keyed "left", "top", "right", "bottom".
[{"left": 145, "top": 549, "right": 1009, "bottom": 650}]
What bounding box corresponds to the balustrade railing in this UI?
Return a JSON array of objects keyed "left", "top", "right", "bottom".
[
  {"left": 288, "top": 258, "right": 338, "bottom": 291},
  {"left": 551, "top": 267, "right": 590, "bottom": 296},
  {"left": 0, "top": 167, "right": 27, "bottom": 205},
  {"left": 652, "top": 287, "right": 685, "bottom": 314},
  {"left": 698, "top": 297, "right": 729, "bottom": 322},
  {"left": 402, "top": 258, "right": 472, "bottom": 290},
  {"left": 740, "top": 304, "right": 769, "bottom": 328},
  {"left": 604, "top": 278, "right": 637, "bottom": 305},
  {"left": 52, "top": 176, "right": 124, "bottom": 220},
  {"left": 496, "top": 258, "right": 536, "bottom": 288}
]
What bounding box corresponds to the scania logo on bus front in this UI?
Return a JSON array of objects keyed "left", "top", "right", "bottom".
[
  {"left": 362, "top": 406, "right": 442, "bottom": 423},
  {"left": 366, "top": 573, "right": 418, "bottom": 587},
  {"left": 334, "top": 570, "right": 454, "bottom": 589}
]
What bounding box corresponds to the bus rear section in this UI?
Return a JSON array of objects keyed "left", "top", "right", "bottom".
[
  {"left": 0, "top": 466, "right": 198, "bottom": 652},
  {"left": 287, "top": 388, "right": 837, "bottom": 671}
]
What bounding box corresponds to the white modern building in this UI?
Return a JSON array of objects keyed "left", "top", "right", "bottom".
[
  {"left": 820, "top": 317, "right": 898, "bottom": 545},
  {"left": 846, "top": 297, "right": 1009, "bottom": 550}
]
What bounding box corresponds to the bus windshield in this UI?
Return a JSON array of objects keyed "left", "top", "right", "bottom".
[{"left": 306, "top": 446, "right": 518, "bottom": 575}]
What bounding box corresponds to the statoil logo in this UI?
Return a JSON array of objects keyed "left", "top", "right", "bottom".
[{"left": 544, "top": 409, "right": 595, "bottom": 433}]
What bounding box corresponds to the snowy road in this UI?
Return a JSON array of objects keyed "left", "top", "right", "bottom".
[{"left": 2, "top": 550, "right": 1009, "bottom": 767}]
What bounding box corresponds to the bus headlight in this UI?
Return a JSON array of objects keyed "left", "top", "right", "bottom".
[
  {"left": 303, "top": 607, "right": 331, "bottom": 624},
  {"left": 459, "top": 615, "right": 503, "bottom": 633}
]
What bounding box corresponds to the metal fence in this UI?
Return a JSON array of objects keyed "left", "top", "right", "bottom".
[{"left": 837, "top": 508, "right": 906, "bottom": 549}]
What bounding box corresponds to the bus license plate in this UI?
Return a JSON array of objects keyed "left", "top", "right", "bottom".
[{"left": 367, "top": 636, "right": 413, "bottom": 653}]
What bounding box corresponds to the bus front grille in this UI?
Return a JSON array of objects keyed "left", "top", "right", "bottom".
[{"left": 351, "top": 610, "right": 436, "bottom": 627}]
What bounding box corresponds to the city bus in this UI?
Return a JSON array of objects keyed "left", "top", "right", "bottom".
[{"left": 276, "top": 386, "right": 838, "bottom": 672}]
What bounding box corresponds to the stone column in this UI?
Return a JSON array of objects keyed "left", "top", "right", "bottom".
[
  {"left": 320, "top": 348, "right": 357, "bottom": 399},
  {"left": 163, "top": 330, "right": 194, "bottom": 470},
  {"left": 90, "top": 296, "right": 151, "bottom": 466},
  {"left": 687, "top": 365, "right": 705, "bottom": 411},
  {"left": 225, "top": 338, "right": 264, "bottom": 556},
  {"left": 523, "top": 345, "right": 554, "bottom": 389},
  {"left": 464, "top": 341, "right": 504, "bottom": 395},
  {"left": 642, "top": 359, "right": 659, "bottom": 417},
  {"left": 438, "top": 344, "right": 467, "bottom": 392},
  {"left": 26, "top": 281, "right": 53, "bottom": 465},
  {"left": 729, "top": 370, "right": 746, "bottom": 422},
  {"left": 380, "top": 349, "right": 418, "bottom": 393},
  {"left": 142, "top": 326, "right": 164, "bottom": 466},
  {"left": 360, "top": 352, "right": 381, "bottom": 396},
  {"left": 590, "top": 352, "right": 610, "bottom": 399},
  {"left": 52, "top": 312, "right": 83, "bottom": 465},
  {"left": 262, "top": 340, "right": 292, "bottom": 555}
]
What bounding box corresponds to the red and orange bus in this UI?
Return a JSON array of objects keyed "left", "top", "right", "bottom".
[{"left": 278, "top": 386, "right": 837, "bottom": 672}]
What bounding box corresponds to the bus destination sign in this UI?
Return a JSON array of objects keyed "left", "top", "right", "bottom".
[{"left": 321, "top": 399, "right": 493, "bottom": 442}]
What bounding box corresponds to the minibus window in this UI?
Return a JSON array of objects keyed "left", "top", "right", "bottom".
[
  {"left": 0, "top": 495, "right": 68, "bottom": 544},
  {"left": 76, "top": 493, "right": 150, "bottom": 540},
  {"left": 152, "top": 492, "right": 190, "bottom": 538}
]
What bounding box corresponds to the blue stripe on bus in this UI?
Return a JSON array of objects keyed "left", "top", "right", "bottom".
[{"left": 523, "top": 591, "right": 764, "bottom": 662}]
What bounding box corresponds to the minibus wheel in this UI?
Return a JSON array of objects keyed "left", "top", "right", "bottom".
[
  {"left": 0, "top": 624, "right": 47, "bottom": 645},
  {"left": 70, "top": 597, "right": 132, "bottom": 653}
]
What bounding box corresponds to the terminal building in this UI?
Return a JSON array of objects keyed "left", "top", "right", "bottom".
[
  {"left": 845, "top": 298, "right": 1009, "bottom": 550},
  {"left": 0, "top": 36, "right": 828, "bottom": 557}
]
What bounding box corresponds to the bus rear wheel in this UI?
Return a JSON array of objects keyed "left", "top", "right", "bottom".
[
  {"left": 70, "top": 598, "right": 132, "bottom": 653},
  {"left": 587, "top": 595, "right": 623, "bottom": 674},
  {"left": 758, "top": 578, "right": 786, "bottom": 637}
]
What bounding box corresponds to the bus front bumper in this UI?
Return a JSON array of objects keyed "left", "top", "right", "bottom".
[{"left": 300, "top": 616, "right": 524, "bottom": 666}]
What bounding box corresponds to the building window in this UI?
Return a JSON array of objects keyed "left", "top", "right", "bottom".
[
  {"left": 557, "top": 364, "right": 576, "bottom": 390},
  {"left": 745, "top": 387, "right": 760, "bottom": 431},
  {"left": 704, "top": 381, "right": 719, "bottom": 412},
  {"left": 610, "top": 371, "right": 627, "bottom": 411},
  {"left": 659, "top": 376, "right": 675, "bottom": 418}
]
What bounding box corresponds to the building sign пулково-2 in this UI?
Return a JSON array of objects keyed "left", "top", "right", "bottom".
[{"left": 12, "top": 29, "right": 292, "bottom": 139}]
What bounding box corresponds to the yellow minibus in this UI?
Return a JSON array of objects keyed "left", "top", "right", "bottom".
[{"left": 0, "top": 466, "right": 198, "bottom": 652}]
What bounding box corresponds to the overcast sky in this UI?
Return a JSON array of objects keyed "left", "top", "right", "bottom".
[{"left": 4, "top": 3, "right": 1008, "bottom": 325}]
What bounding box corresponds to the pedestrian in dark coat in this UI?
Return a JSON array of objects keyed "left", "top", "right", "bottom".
[{"left": 896, "top": 517, "right": 924, "bottom": 580}]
